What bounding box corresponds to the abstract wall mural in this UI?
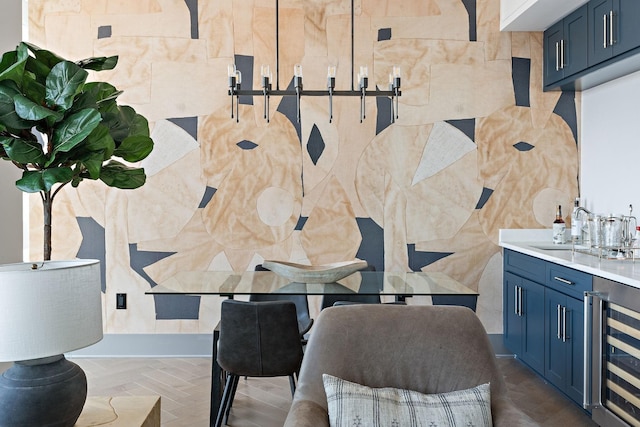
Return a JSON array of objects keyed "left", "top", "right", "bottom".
[{"left": 27, "top": 0, "right": 579, "bottom": 334}]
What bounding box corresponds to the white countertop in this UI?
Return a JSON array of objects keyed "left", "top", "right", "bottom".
[{"left": 499, "top": 229, "right": 640, "bottom": 289}]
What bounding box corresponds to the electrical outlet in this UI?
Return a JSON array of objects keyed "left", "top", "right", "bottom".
[{"left": 116, "top": 293, "right": 127, "bottom": 309}]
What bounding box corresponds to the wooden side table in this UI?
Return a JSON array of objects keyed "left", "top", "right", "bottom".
[{"left": 75, "top": 396, "right": 160, "bottom": 427}]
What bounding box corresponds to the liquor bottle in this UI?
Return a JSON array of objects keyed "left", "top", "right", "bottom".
[
  {"left": 571, "top": 198, "right": 582, "bottom": 245},
  {"left": 553, "top": 205, "right": 565, "bottom": 244}
]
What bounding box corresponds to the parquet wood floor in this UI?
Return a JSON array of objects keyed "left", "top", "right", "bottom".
[{"left": 70, "top": 356, "right": 598, "bottom": 426}]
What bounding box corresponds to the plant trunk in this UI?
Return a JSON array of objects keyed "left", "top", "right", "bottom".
[{"left": 43, "top": 190, "right": 52, "bottom": 261}]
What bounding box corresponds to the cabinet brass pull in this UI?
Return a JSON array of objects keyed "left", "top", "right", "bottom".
[
  {"left": 554, "top": 276, "right": 574, "bottom": 285},
  {"left": 603, "top": 14, "right": 608, "bottom": 48}
]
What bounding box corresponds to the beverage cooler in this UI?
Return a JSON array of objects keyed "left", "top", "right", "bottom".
[{"left": 585, "top": 277, "right": 640, "bottom": 427}]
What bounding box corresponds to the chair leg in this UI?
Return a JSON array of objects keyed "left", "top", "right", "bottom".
[
  {"left": 288, "top": 374, "right": 296, "bottom": 397},
  {"left": 224, "top": 375, "right": 240, "bottom": 425},
  {"left": 215, "top": 373, "right": 237, "bottom": 427}
]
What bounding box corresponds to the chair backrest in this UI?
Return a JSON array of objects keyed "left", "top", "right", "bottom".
[
  {"left": 251, "top": 264, "right": 313, "bottom": 334},
  {"left": 217, "top": 300, "right": 303, "bottom": 377},
  {"left": 293, "top": 304, "right": 508, "bottom": 410}
]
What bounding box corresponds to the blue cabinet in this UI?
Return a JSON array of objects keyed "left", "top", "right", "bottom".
[
  {"left": 503, "top": 249, "right": 592, "bottom": 406},
  {"left": 504, "top": 272, "right": 545, "bottom": 374},
  {"left": 544, "top": 5, "right": 589, "bottom": 86},
  {"left": 545, "top": 288, "right": 584, "bottom": 404},
  {"left": 588, "top": 0, "right": 640, "bottom": 66}
]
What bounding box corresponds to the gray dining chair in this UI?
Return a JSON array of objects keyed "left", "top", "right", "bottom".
[
  {"left": 216, "top": 299, "right": 304, "bottom": 427},
  {"left": 251, "top": 264, "right": 314, "bottom": 338}
]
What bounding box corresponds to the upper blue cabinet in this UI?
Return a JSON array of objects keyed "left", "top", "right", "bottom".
[
  {"left": 588, "top": 0, "right": 640, "bottom": 66},
  {"left": 542, "top": 0, "right": 640, "bottom": 90}
]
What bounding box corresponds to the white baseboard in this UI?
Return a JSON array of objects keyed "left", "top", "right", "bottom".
[{"left": 66, "top": 334, "right": 214, "bottom": 358}]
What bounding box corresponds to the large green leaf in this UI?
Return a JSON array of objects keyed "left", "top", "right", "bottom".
[
  {"left": 99, "top": 160, "right": 146, "bottom": 189},
  {"left": 84, "top": 124, "right": 115, "bottom": 159},
  {"left": 14, "top": 94, "right": 63, "bottom": 122},
  {"left": 80, "top": 151, "right": 106, "bottom": 179},
  {"left": 20, "top": 72, "right": 46, "bottom": 106},
  {"left": 0, "top": 44, "right": 28, "bottom": 86},
  {"left": 76, "top": 56, "right": 118, "bottom": 71},
  {"left": 50, "top": 108, "right": 102, "bottom": 155},
  {"left": 16, "top": 167, "right": 73, "bottom": 193},
  {"left": 72, "top": 82, "right": 120, "bottom": 112},
  {"left": 103, "top": 105, "right": 150, "bottom": 143},
  {"left": 45, "top": 61, "right": 88, "bottom": 110},
  {"left": 0, "top": 135, "right": 46, "bottom": 164},
  {"left": 23, "top": 42, "right": 63, "bottom": 70},
  {"left": 0, "top": 82, "right": 32, "bottom": 130},
  {"left": 114, "top": 135, "right": 153, "bottom": 162}
]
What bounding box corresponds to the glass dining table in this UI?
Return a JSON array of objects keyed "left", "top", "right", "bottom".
[{"left": 146, "top": 270, "right": 478, "bottom": 426}]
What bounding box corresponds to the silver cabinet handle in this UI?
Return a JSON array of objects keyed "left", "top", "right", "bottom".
[
  {"left": 610, "top": 10, "right": 615, "bottom": 46},
  {"left": 603, "top": 14, "right": 608, "bottom": 48},
  {"left": 560, "top": 39, "right": 565, "bottom": 69},
  {"left": 556, "top": 304, "right": 562, "bottom": 340},
  {"left": 562, "top": 305, "right": 568, "bottom": 342},
  {"left": 518, "top": 286, "right": 523, "bottom": 316},
  {"left": 554, "top": 276, "right": 574, "bottom": 285},
  {"left": 555, "top": 41, "right": 560, "bottom": 71},
  {"left": 514, "top": 285, "right": 519, "bottom": 315}
]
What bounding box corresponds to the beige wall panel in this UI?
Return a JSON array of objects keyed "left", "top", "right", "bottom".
[
  {"left": 141, "top": 213, "right": 225, "bottom": 284},
  {"left": 43, "top": 14, "right": 94, "bottom": 60},
  {"left": 127, "top": 150, "right": 205, "bottom": 244},
  {"left": 199, "top": 0, "right": 234, "bottom": 59},
  {"left": 355, "top": 124, "right": 431, "bottom": 226},
  {"left": 528, "top": 33, "right": 562, "bottom": 128},
  {"left": 143, "top": 120, "right": 199, "bottom": 177},
  {"left": 511, "top": 31, "right": 531, "bottom": 58},
  {"left": 533, "top": 188, "right": 575, "bottom": 226},
  {"left": 71, "top": 179, "right": 108, "bottom": 228},
  {"left": 81, "top": 0, "right": 162, "bottom": 15},
  {"left": 148, "top": 61, "right": 221, "bottom": 121},
  {"left": 370, "top": 15, "right": 468, "bottom": 42},
  {"left": 104, "top": 192, "right": 157, "bottom": 333},
  {"left": 364, "top": 0, "right": 452, "bottom": 19},
  {"left": 383, "top": 173, "right": 410, "bottom": 272},
  {"left": 477, "top": 251, "right": 504, "bottom": 334},
  {"left": 300, "top": 176, "right": 361, "bottom": 265},
  {"left": 90, "top": 0, "right": 190, "bottom": 39},
  {"left": 477, "top": 0, "right": 511, "bottom": 61},
  {"left": 231, "top": 0, "right": 256, "bottom": 56},
  {"left": 200, "top": 108, "right": 302, "bottom": 249},
  {"left": 477, "top": 106, "right": 578, "bottom": 242}
]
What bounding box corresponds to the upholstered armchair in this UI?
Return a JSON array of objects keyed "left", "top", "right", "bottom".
[{"left": 284, "top": 304, "right": 538, "bottom": 427}]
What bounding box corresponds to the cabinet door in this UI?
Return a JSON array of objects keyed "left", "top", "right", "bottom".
[
  {"left": 521, "top": 278, "right": 545, "bottom": 374},
  {"left": 544, "top": 20, "right": 565, "bottom": 85},
  {"left": 563, "top": 6, "right": 589, "bottom": 76},
  {"left": 504, "top": 272, "right": 523, "bottom": 355},
  {"left": 589, "top": 0, "right": 614, "bottom": 65},
  {"left": 545, "top": 288, "right": 568, "bottom": 392},
  {"left": 614, "top": 0, "right": 640, "bottom": 56},
  {"left": 544, "top": 288, "right": 585, "bottom": 405},
  {"left": 565, "top": 295, "right": 584, "bottom": 404}
]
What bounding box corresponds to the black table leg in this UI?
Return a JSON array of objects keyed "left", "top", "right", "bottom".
[{"left": 210, "top": 325, "right": 222, "bottom": 427}]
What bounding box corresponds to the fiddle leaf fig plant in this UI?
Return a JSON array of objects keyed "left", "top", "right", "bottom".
[{"left": 0, "top": 42, "right": 154, "bottom": 261}]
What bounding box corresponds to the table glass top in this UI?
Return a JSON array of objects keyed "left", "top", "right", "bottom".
[{"left": 145, "top": 271, "right": 477, "bottom": 296}]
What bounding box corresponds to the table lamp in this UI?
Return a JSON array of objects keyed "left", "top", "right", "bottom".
[{"left": 0, "top": 259, "right": 103, "bottom": 426}]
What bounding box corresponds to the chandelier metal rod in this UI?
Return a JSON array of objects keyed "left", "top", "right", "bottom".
[{"left": 233, "top": 89, "right": 400, "bottom": 97}]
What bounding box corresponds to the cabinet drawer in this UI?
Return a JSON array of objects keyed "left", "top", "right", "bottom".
[
  {"left": 546, "top": 263, "right": 592, "bottom": 299},
  {"left": 504, "top": 249, "right": 546, "bottom": 283}
]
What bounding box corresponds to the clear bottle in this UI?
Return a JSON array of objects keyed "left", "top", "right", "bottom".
[
  {"left": 571, "top": 198, "right": 582, "bottom": 245},
  {"left": 553, "top": 205, "right": 566, "bottom": 244}
]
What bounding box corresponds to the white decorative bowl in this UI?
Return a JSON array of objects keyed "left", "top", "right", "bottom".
[{"left": 261, "top": 259, "right": 368, "bottom": 283}]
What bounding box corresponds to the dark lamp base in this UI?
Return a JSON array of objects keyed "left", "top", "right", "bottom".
[{"left": 0, "top": 355, "right": 87, "bottom": 427}]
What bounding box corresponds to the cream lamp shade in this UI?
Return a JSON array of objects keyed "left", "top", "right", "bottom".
[{"left": 0, "top": 259, "right": 103, "bottom": 362}]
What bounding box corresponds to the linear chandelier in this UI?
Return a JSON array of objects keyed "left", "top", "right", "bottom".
[{"left": 227, "top": 0, "right": 402, "bottom": 124}]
